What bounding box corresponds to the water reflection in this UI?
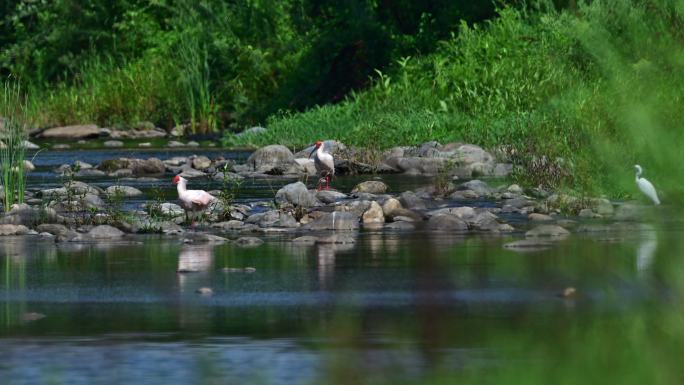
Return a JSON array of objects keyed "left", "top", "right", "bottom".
[
  {"left": 177, "top": 243, "right": 215, "bottom": 293},
  {"left": 636, "top": 224, "right": 658, "bottom": 275}
]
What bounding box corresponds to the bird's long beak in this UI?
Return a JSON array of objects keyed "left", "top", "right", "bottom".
[{"left": 309, "top": 147, "right": 316, "bottom": 159}]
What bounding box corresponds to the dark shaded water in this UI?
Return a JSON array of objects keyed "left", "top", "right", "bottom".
[{"left": 1, "top": 148, "right": 675, "bottom": 384}]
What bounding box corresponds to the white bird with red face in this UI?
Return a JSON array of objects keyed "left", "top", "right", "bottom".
[
  {"left": 172, "top": 175, "right": 216, "bottom": 224},
  {"left": 309, "top": 140, "right": 335, "bottom": 191}
]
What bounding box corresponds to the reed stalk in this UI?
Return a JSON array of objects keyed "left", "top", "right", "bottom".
[{"left": 0, "top": 80, "right": 28, "bottom": 212}]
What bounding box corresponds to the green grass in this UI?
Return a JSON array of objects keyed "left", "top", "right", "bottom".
[
  {"left": 225, "top": 0, "right": 684, "bottom": 198},
  {"left": 0, "top": 79, "right": 28, "bottom": 211}
]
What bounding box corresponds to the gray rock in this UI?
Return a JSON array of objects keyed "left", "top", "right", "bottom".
[
  {"left": 138, "top": 142, "right": 152, "bottom": 148},
  {"left": 493, "top": 163, "right": 513, "bottom": 177},
  {"left": 525, "top": 225, "right": 570, "bottom": 238},
  {"left": 578, "top": 208, "right": 596, "bottom": 218},
  {"left": 0, "top": 224, "right": 29, "bottom": 236},
  {"left": 304, "top": 211, "right": 359, "bottom": 230},
  {"left": 109, "top": 169, "right": 134, "bottom": 178},
  {"left": 351, "top": 181, "right": 388, "bottom": 194},
  {"left": 316, "top": 190, "right": 347, "bottom": 204},
  {"left": 449, "top": 189, "right": 480, "bottom": 200},
  {"left": 105, "top": 185, "right": 143, "bottom": 198},
  {"left": 467, "top": 211, "right": 502, "bottom": 232},
  {"left": 613, "top": 203, "right": 643, "bottom": 221},
  {"left": 507, "top": 184, "right": 523, "bottom": 194},
  {"left": 362, "top": 201, "right": 385, "bottom": 224},
  {"left": 381, "top": 198, "right": 402, "bottom": 217},
  {"left": 234, "top": 237, "right": 264, "bottom": 247},
  {"left": 109, "top": 128, "right": 167, "bottom": 139},
  {"left": 237, "top": 126, "right": 267, "bottom": 136},
  {"left": 36, "top": 224, "right": 69, "bottom": 236},
  {"left": 160, "top": 203, "right": 184, "bottom": 217},
  {"left": 245, "top": 210, "right": 299, "bottom": 228},
  {"left": 0, "top": 204, "right": 59, "bottom": 226},
  {"left": 212, "top": 220, "right": 245, "bottom": 231},
  {"left": 428, "top": 214, "right": 468, "bottom": 231},
  {"left": 594, "top": 198, "right": 614, "bottom": 216},
  {"left": 275, "top": 182, "right": 318, "bottom": 208},
  {"left": 446, "top": 144, "right": 494, "bottom": 164},
  {"left": 399, "top": 191, "right": 426, "bottom": 210},
  {"left": 528, "top": 213, "right": 553, "bottom": 222},
  {"left": 387, "top": 208, "right": 423, "bottom": 222},
  {"left": 53, "top": 143, "right": 71, "bottom": 149},
  {"left": 336, "top": 200, "right": 371, "bottom": 218},
  {"left": 168, "top": 140, "right": 185, "bottom": 147},
  {"left": 87, "top": 225, "right": 124, "bottom": 239},
  {"left": 192, "top": 156, "right": 212, "bottom": 170},
  {"left": 245, "top": 144, "right": 296, "bottom": 174},
  {"left": 294, "top": 158, "right": 317, "bottom": 176},
  {"left": 103, "top": 140, "right": 124, "bottom": 148},
  {"left": 187, "top": 141, "right": 200, "bottom": 147},
  {"left": 178, "top": 166, "right": 206, "bottom": 179},
  {"left": 292, "top": 235, "right": 319, "bottom": 244},
  {"left": 75, "top": 169, "right": 106, "bottom": 177},
  {"left": 39, "top": 124, "right": 102, "bottom": 139},
  {"left": 212, "top": 171, "right": 244, "bottom": 182},
  {"left": 457, "top": 180, "right": 493, "bottom": 196}
]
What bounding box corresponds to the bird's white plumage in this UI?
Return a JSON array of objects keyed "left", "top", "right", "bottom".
[
  {"left": 175, "top": 176, "right": 216, "bottom": 214},
  {"left": 313, "top": 145, "right": 335, "bottom": 177},
  {"left": 635, "top": 165, "right": 660, "bottom": 205}
]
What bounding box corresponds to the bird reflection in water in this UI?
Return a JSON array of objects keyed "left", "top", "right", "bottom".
[
  {"left": 317, "top": 243, "right": 355, "bottom": 291},
  {"left": 636, "top": 224, "right": 657, "bottom": 276},
  {"left": 176, "top": 243, "right": 215, "bottom": 293}
]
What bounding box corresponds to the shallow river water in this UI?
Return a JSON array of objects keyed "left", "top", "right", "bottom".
[{"left": 1, "top": 148, "right": 679, "bottom": 384}]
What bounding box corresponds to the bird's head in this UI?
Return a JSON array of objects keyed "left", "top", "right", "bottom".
[
  {"left": 634, "top": 165, "right": 642, "bottom": 174},
  {"left": 309, "top": 140, "right": 323, "bottom": 158},
  {"left": 172, "top": 175, "right": 184, "bottom": 185}
]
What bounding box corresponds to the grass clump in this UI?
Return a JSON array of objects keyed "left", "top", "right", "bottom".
[{"left": 0, "top": 79, "right": 28, "bottom": 211}]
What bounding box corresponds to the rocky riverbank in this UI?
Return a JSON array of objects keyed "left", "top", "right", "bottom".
[{"left": 1, "top": 141, "right": 654, "bottom": 249}]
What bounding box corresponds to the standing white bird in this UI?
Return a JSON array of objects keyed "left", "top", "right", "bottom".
[
  {"left": 172, "top": 175, "right": 216, "bottom": 224},
  {"left": 309, "top": 140, "right": 335, "bottom": 191},
  {"left": 634, "top": 164, "right": 660, "bottom": 205}
]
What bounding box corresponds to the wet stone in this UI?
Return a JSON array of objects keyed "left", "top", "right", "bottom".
[{"left": 234, "top": 237, "right": 264, "bottom": 247}]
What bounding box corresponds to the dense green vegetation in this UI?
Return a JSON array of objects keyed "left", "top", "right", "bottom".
[
  {"left": 230, "top": 0, "right": 684, "bottom": 195},
  {"left": 0, "top": 0, "right": 495, "bottom": 132}
]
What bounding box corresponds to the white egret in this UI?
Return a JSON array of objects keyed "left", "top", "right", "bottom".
[
  {"left": 634, "top": 164, "right": 660, "bottom": 205},
  {"left": 309, "top": 140, "right": 335, "bottom": 191}
]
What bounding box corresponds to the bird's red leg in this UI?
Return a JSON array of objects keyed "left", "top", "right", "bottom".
[{"left": 326, "top": 175, "right": 331, "bottom": 190}]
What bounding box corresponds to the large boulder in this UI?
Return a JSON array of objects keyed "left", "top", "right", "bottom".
[
  {"left": 0, "top": 224, "right": 29, "bottom": 236},
  {"left": 457, "top": 180, "right": 493, "bottom": 196},
  {"left": 275, "top": 182, "right": 318, "bottom": 208},
  {"left": 427, "top": 214, "right": 468, "bottom": 231},
  {"left": 351, "top": 181, "right": 388, "bottom": 194},
  {"left": 245, "top": 145, "right": 297, "bottom": 174},
  {"left": 316, "top": 190, "right": 347, "bottom": 204},
  {"left": 39, "top": 124, "right": 103, "bottom": 139},
  {"left": 245, "top": 210, "right": 299, "bottom": 228},
  {"left": 97, "top": 158, "right": 165, "bottom": 176},
  {"left": 0, "top": 204, "right": 59, "bottom": 226},
  {"left": 362, "top": 201, "right": 385, "bottom": 224},
  {"left": 88, "top": 225, "right": 125, "bottom": 239}
]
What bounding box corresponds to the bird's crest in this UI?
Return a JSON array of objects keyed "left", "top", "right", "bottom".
[{"left": 172, "top": 175, "right": 181, "bottom": 184}]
